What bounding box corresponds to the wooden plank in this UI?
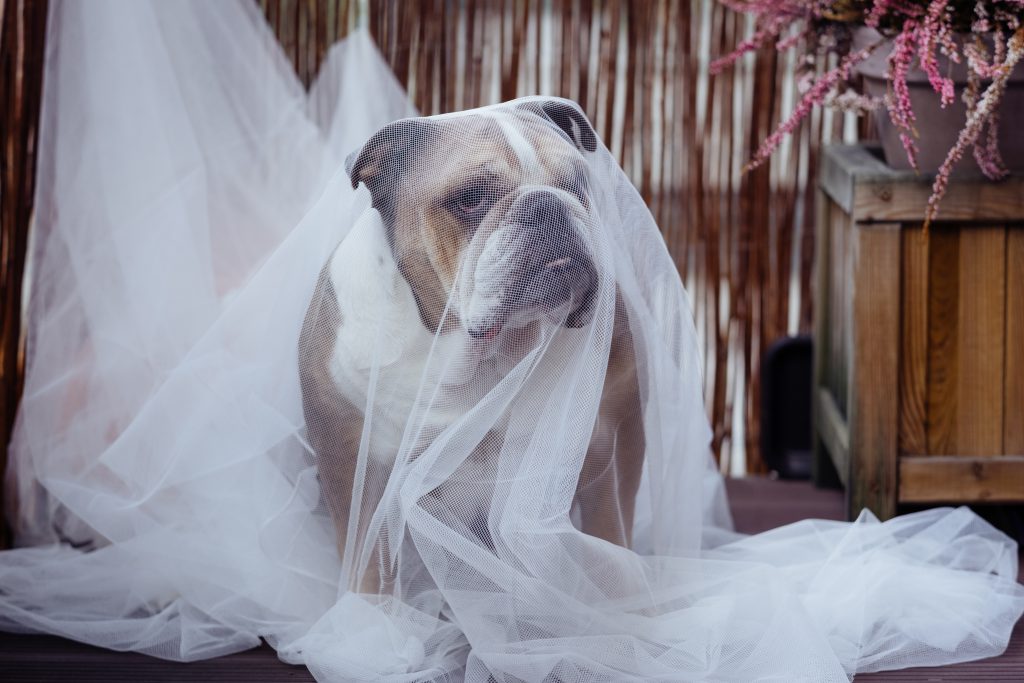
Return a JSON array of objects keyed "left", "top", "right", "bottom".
[
  {"left": 812, "top": 191, "right": 836, "bottom": 487},
  {"left": 955, "top": 226, "right": 1005, "bottom": 455},
  {"left": 818, "top": 144, "right": 890, "bottom": 214},
  {"left": 848, "top": 222, "right": 901, "bottom": 520},
  {"left": 726, "top": 477, "right": 845, "bottom": 535},
  {"left": 819, "top": 146, "right": 1024, "bottom": 223},
  {"left": 852, "top": 177, "right": 1024, "bottom": 224},
  {"left": 900, "top": 455, "right": 1024, "bottom": 503},
  {"left": 816, "top": 387, "right": 849, "bottom": 487},
  {"left": 1006, "top": 229, "right": 1024, "bottom": 455},
  {"left": 926, "top": 228, "right": 960, "bottom": 455},
  {"left": 899, "top": 227, "right": 929, "bottom": 455},
  {"left": 1, "top": 0, "right": 50, "bottom": 549},
  {"left": 828, "top": 204, "right": 850, "bottom": 416}
]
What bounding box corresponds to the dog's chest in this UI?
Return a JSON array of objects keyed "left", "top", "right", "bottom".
[{"left": 325, "top": 210, "right": 496, "bottom": 461}]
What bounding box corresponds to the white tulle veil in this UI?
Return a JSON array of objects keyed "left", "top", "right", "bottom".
[{"left": 1, "top": 2, "right": 1022, "bottom": 682}]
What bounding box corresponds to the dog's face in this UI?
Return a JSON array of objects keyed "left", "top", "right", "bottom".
[{"left": 346, "top": 100, "right": 599, "bottom": 339}]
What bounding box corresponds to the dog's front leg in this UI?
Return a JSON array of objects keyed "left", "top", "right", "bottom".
[
  {"left": 299, "top": 266, "right": 388, "bottom": 595},
  {"left": 576, "top": 403, "right": 645, "bottom": 547},
  {"left": 575, "top": 304, "right": 644, "bottom": 548}
]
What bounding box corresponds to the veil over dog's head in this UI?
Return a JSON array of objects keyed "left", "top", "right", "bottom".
[
  {"left": 343, "top": 98, "right": 604, "bottom": 339},
  {"left": 290, "top": 96, "right": 720, "bottom": 681},
  {"left": 307, "top": 93, "right": 714, "bottom": 608}
]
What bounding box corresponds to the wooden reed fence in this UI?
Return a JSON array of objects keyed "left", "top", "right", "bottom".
[
  {"left": 1, "top": 1, "right": 856, "bottom": 506},
  {"left": 1, "top": 0, "right": 48, "bottom": 548}
]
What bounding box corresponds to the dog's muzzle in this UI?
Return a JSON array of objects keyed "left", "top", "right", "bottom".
[{"left": 467, "top": 188, "right": 598, "bottom": 339}]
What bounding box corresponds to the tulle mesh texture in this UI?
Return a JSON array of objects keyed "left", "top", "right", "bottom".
[{"left": 1, "top": 2, "right": 1022, "bottom": 682}]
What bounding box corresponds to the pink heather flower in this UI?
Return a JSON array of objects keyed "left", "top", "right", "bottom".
[
  {"left": 715, "top": 0, "right": 762, "bottom": 13},
  {"left": 973, "top": 3, "right": 993, "bottom": 34},
  {"left": 927, "top": 25, "right": 1024, "bottom": 227},
  {"left": 866, "top": 0, "right": 926, "bottom": 28},
  {"left": 995, "top": 26, "right": 1009, "bottom": 63},
  {"left": 960, "top": 35, "right": 1008, "bottom": 181},
  {"left": 796, "top": 70, "right": 816, "bottom": 94},
  {"left": 710, "top": 15, "right": 791, "bottom": 74},
  {"left": 963, "top": 41, "right": 983, "bottom": 109},
  {"left": 825, "top": 88, "right": 884, "bottom": 113},
  {"left": 887, "top": 24, "right": 920, "bottom": 170},
  {"left": 996, "top": 7, "right": 1024, "bottom": 33},
  {"left": 715, "top": 1, "right": 1023, "bottom": 220},
  {"left": 746, "top": 45, "right": 875, "bottom": 171},
  {"left": 919, "top": 0, "right": 956, "bottom": 107},
  {"left": 776, "top": 30, "right": 806, "bottom": 52},
  {"left": 965, "top": 39, "right": 1000, "bottom": 80},
  {"left": 973, "top": 111, "right": 1007, "bottom": 178}
]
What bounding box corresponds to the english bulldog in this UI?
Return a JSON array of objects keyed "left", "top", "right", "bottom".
[{"left": 298, "top": 98, "right": 644, "bottom": 594}]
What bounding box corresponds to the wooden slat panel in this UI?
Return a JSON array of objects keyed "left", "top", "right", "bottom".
[
  {"left": 900, "top": 455, "right": 1024, "bottom": 503},
  {"left": 828, "top": 204, "right": 851, "bottom": 416},
  {"left": 1, "top": 0, "right": 50, "bottom": 549},
  {"left": 824, "top": 201, "right": 839, "bottom": 407},
  {"left": 848, "top": 223, "right": 901, "bottom": 520},
  {"left": 956, "top": 226, "right": 1005, "bottom": 455},
  {"left": 899, "top": 227, "right": 929, "bottom": 455},
  {"left": 812, "top": 193, "right": 830, "bottom": 401},
  {"left": 926, "top": 228, "right": 960, "bottom": 455},
  {"left": 852, "top": 178, "right": 1024, "bottom": 224},
  {"left": 812, "top": 191, "right": 835, "bottom": 487},
  {"left": 817, "top": 143, "right": 871, "bottom": 214},
  {"left": 815, "top": 387, "right": 849, "bottom": 487},
  {"left": 819, "top": 144, "right": 1024, "bottom": 222},
  {"left": 1006, "top": 229, "right": 1024, "bottom": 455}
]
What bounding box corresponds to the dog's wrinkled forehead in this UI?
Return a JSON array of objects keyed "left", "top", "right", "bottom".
[
  {"left": 345, "top": 99, "right": 597, "bottom": 209},
  {"left": 411, "top": 113, "right": 582, "bottom": 192}
]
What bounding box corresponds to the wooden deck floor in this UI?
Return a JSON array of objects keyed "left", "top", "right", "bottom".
[{"left": 1, "top": 477, "right": 1021, "bottom": 681}]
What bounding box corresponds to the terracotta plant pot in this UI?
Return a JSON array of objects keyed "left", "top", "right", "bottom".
[{"left": 853, "top": 27, "right": 1024, "bottom": 174}]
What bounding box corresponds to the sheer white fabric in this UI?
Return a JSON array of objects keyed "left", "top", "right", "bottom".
[{"left": 1, "top": 2, "right": 1022, "bottom": 681}]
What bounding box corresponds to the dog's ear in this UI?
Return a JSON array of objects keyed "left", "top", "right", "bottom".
[
  {"left": 528, "top": 99, "right": 597, "bottom": 153},
  {"left": 346, "top": 118, "right": 438, "bottom": 215}
]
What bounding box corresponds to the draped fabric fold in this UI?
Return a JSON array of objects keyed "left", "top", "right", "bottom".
[{"left": 1, "top": 2, "right": 1021, "bottom": 681}]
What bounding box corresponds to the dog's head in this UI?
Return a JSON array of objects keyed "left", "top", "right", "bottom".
[{"left": 346, "top": 98, "right": 599, "bottom": 339}]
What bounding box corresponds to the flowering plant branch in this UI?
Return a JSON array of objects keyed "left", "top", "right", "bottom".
[{"left": 714, "top": 0, "right": 1024, "bottom": 224}]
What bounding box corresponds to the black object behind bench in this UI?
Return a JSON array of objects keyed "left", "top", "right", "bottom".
[{"left": 761, "top": 336, "right": 812, "bottom": 480}]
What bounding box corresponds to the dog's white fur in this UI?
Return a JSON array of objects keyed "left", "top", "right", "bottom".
[{"left": 326, "top": 208, "right": 488, "bottom": 463}]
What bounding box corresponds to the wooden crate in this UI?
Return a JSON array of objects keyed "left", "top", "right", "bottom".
[{"left": 813, "top": 144, "right": 1024, "bottom": 520}]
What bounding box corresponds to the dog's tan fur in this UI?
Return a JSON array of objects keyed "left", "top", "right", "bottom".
[{"left": 300, "top": 105, "right": 644, "bottom": 593}]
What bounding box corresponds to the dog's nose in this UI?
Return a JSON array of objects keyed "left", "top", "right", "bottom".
[
  {"left": 474, "top": 187, "right": 597, "bottom": 332},
  {"left": 512, "top": 189, "right": 571, "bottom": 234},
  {"left": 508, "top": 189, "right": 591, "bottom": 287}
]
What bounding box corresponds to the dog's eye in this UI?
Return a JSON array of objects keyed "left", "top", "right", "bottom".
[{"left": 452, "top": 185, "right": 487, "bottom": 217}]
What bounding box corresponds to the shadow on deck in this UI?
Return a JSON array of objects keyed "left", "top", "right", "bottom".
[{"left": 1, "top": 478, "right": 1020, "bottom": 681}]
